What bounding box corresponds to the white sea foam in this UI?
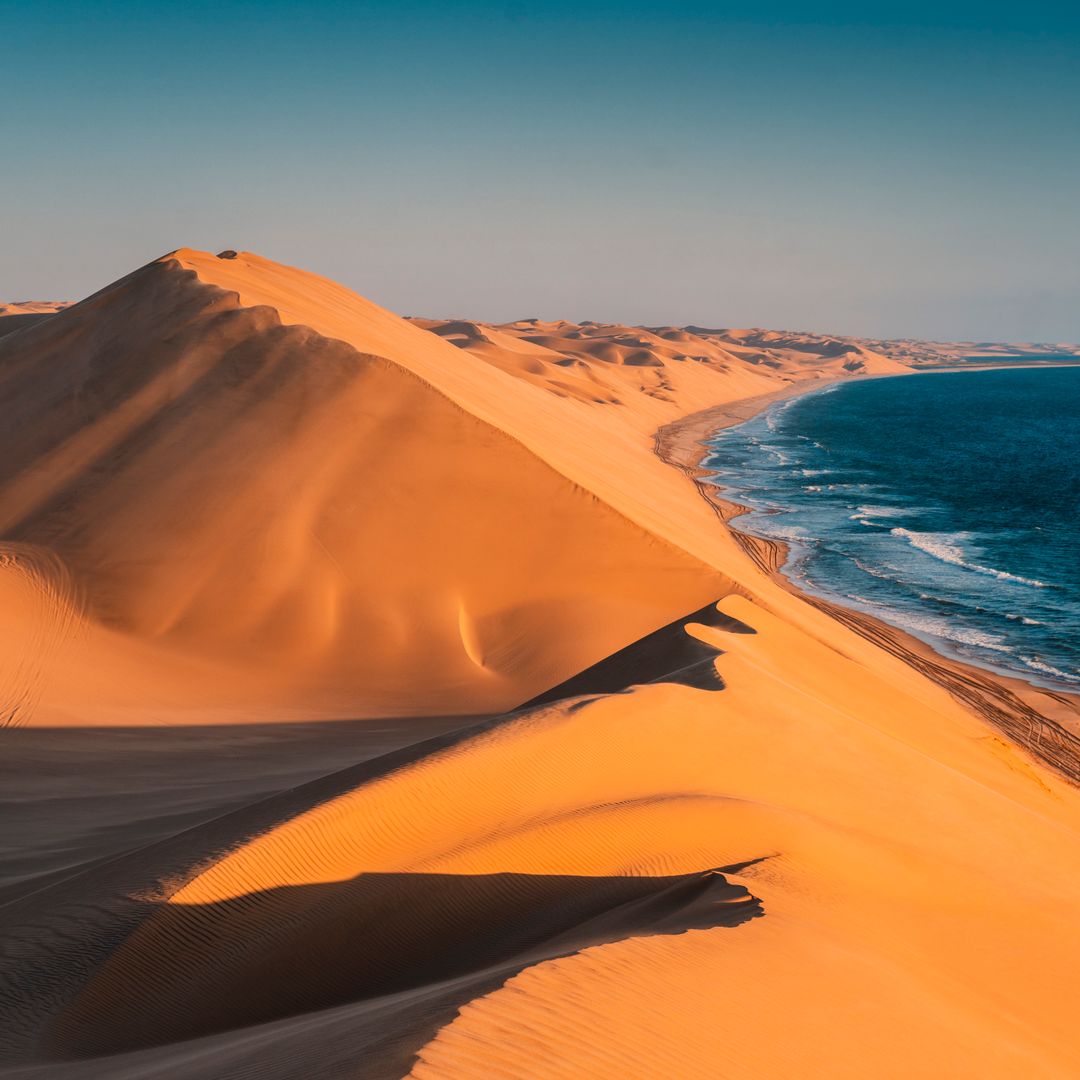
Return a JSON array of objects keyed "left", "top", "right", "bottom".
[
  {"left": 1018, "top": 656, "right": 1080, "bottom": 683},
  {"left": 853, "top": 505, "right": 908, "bottom": 521},
  {"left": 764, "top": 397, "right": 800, "bottom": 432},
  {"left": 842, "top": 592, "right": 1012, "bottom": 653},
  {"left": 759, "top": 444, "right": 794, "bottom": 465},
  {"left": 946, "top": 627, "right": 1014, "bottom": 653},
  {"left": 758, "top": 523, "right": 811, "bottom": 544},
  {"left": 849, "top": 594, "right": 1076, "bottom": 686},
  {"left": 916, "top": 592, "right": 966, "bottom": 609},
  {"left": 1006, "top": 613, "right": 1045, "bottom": 626},
  {"left": 804, "top": 482, "right": 873, "bottom": 494},
  {"left": 852, "top": 557, "right": 904, "bottom": 584},
  {"left": 890, "top": 528, "right": 1049, "bottom": 588}
]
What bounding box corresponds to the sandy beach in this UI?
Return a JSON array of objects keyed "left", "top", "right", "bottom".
[
  {"left": 656, "top": 388, "right": 1080, "bottom": 778},
  {"left": 3, "top": 250, "right": 1080, "bottom": 1078}
]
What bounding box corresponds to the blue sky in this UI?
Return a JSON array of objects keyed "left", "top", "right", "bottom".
[{"left": 2, "top": 1, "right": 1078, "bottom": 340}]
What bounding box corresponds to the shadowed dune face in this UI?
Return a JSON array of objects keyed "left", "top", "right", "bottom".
[
  {"left": 47, "top": 868, "right": 761, "bottom": 1056},
  {"left": 0, "top": 714, "right": 480, "bottom": 904},
  {"left": 520, "top": 597, "right": 754, "bottom": 708}
]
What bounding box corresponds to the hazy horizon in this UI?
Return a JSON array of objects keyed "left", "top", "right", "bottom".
[{"left": 3, "top": 0, "right": 1078, "bottom": 341}]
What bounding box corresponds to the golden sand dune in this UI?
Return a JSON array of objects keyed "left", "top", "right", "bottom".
[
  {"left": 0, "top": 251, "right": 741, "bottom": 721},
  {"left": 4, "top": 598, "right": 1080, "bottom": 1077},
  {"left": 415, "top": 314, "right": 907, "bottom": 415},
  {"left": 0, "top": 250, "right": 905, "bottom": 724},
  {"left": 2, "top": 251, "right": 1079, "bottom": 1078}
]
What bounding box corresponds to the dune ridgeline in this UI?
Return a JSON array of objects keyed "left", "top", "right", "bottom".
[{"left": 1, "top": 250, "right": 1079, "bottom": 1079}]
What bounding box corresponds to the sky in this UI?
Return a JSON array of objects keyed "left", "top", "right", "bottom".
[{"left": 2, "top": 1, "right": 1078, "bottom": 341}]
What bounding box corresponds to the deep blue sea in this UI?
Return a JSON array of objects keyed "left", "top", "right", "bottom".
[{"left": 703, "top": 365, "right": 1080, "bottom": 691}]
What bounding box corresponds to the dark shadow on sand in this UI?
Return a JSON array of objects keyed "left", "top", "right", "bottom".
[
  {"left": 521, "top": 598, "right": 753, "bottom": 709},
  {"left": 44, "top": 865, "right": 762, "bottom": 1066}
]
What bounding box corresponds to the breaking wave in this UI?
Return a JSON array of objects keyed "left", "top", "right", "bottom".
[
  {"left": 890, "top": 528, "right": 1049, "bottom": 589},
  {"left": 704, "top": 367, "right": 1080, "bottom": 691}
]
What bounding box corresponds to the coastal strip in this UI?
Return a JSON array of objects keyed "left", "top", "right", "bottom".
[{"left": 654, "top": 382, "right": 1080, "bottom": 784}]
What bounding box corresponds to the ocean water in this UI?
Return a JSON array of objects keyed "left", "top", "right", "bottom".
[{"left": 703, "top": 366, "right": 1080, "bottom": 691}]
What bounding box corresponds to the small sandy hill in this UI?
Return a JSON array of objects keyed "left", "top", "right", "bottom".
[
  {"left": 858, "top": 336, "right": 1080, "bottom": 364},
  {"left": 422, "top": 316, "right": 908, "bottom": 420},
  {"left": 665, "top": 325, "right": 909, "bottom": 376},
  {"left": 409, "top": 317, "right": 603, "bottom": 399},
  {"left": 0, "top": 300, "right": 71, "bottom": 340},
  {"left": 425, "top": 317, "right": 786, "bottom": 414},
  {"left": 0, "top": 300, "right": 71, "bottom": 317},
  {"left": 703, "top": 328, "right": 1080, "bottom": 366}
]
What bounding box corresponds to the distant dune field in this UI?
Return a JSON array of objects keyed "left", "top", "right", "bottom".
[{"left": 1, "top": 251, "right": 1079, "bottom": 1079}]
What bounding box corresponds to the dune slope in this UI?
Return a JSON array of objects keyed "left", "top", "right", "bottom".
[
  {"left": 3, "top": 597, "right": 1080, "bottom": 1078},
  {"left": 0, "top": 253, "right": 730, "bottom": 721}
]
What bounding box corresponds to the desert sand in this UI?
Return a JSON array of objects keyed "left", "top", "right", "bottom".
[
  {"left": 0, "top": 302, "right": 70, "bottom": 342},
  {"left": 2, "top": 250, "right": 1079, "bottom": 1078}
]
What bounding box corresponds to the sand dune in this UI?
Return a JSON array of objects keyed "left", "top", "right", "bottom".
[
  {"left": 0, "top": 251, "right": 905, "bottom": 724},
  {"left": 416, "top": 314, "right": 907, "bottom": 419},
  {"left": 2, "top": 250, "right": 1080, "bottom": 1078},
  {"left": 0, "top": 251, "right": 733, "bottom": 721},
  {"left": 859, "top": 336, "right": 1080, "bottom": 364},
  {"left": 5, "top": 597, "right": 1080, "bottom": 1077},
  {"left": 0, "top": 301, "right": 70, "bottom": 340}
]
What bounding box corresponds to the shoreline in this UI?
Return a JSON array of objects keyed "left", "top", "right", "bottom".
[
  {"left": 909, "top": 359, "right": 1080, "bottom": 373},
  {"left": 654, "top": 375, "right": 1080, "bottom": 784}
]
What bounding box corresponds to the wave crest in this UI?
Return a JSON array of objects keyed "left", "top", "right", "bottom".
[{"left": 890, "top": 528, "right": 1049, "bottom": 589}]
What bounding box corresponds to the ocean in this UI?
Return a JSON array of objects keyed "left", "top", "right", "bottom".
[{"left": 703, "top": 364, "right": 1080, "bottom": 691}]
